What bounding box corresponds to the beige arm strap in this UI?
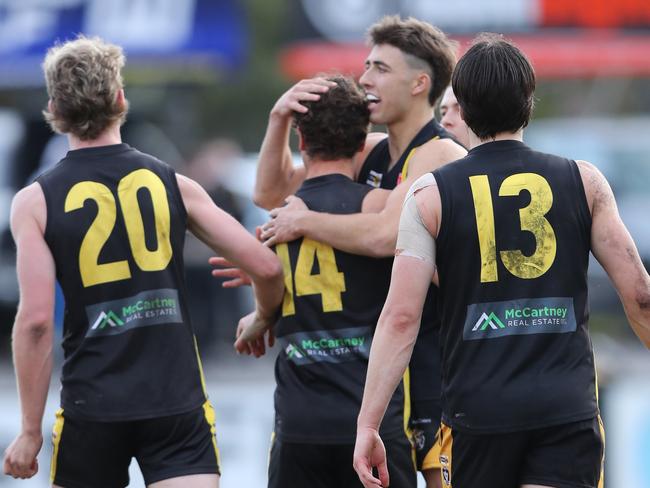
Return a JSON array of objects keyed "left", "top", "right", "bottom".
[{"left": 395, "top": 174, "right": 437, "bottom": 264}]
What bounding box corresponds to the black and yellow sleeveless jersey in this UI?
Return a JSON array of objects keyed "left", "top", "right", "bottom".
[
  {"left": 358, "top": 119, "right": 454, "bottom": 413},
  {"left": 273, "top": 173, "right": 404, "bottom": 443},
  {"left": 357, "top": 119, "right": 455, "bottom": 190},
  {"left": 36, "top": 143, "right": 205, "bottom": 421},
  {"left": 433, "top": 140, "right": 595, "bottom": 433}
]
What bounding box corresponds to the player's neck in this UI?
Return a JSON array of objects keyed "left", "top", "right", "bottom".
[
  {"left": 385, "top": 105, "right": 433, "bottom": 165},
  {"left": 469, "top": 129, "right": 523, "bottom": 149},
  {"left": 304, "top": 158, "right": 354, "bottom": 180},
  {"left": 68, "top": 124, "right": 122, "bottom": 150}
]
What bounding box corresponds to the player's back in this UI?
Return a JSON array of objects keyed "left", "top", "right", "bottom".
[
  {"left": 37, "top": 143, "right": 205, "bottom": 421},
  {"left": 273, "top": 173, "right": 405, "bottom": 443},
  {"left": 433, "top": 139, "right": 594, "bottom": 433}
]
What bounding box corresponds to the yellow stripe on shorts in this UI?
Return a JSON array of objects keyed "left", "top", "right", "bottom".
[
  {"left": 438, "top": 422, "right": 453, "bottom": 487},
  {"left": 49, "top": 408, "right": 65, "bottom": 484},
  {"left": 597, "top": 415, "right": 605, "bottom": 488},
  {"left": 421, "top": 426, "right": 442, "bottom": 470},
  {"left": 202, "top": 400, "right": 221, "bottom": 469}
]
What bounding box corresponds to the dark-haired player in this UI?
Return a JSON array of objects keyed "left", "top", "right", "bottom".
[
  {"left": 354, "top": 33, "right": 650, "bottom": 488},
  {"left": 236, "top": 75, "right": 416, "bottom": 488},
  {"left": 253, "top": 16, "right": 466, "bottom": 487}
]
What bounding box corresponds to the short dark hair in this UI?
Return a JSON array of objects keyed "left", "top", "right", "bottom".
[
  {"left": 293, "top": 76, "right": 369, "bottom": 160},
  {"left": 368, "top": 15, "right": 457, "bottom": 106},
  {"left": 452, "top": 33, "right": 535, "bottom": 140}
]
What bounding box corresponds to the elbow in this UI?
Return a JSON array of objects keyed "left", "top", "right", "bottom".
[
  {"left": 252, "top": 190, "right": 286, "bottom": 212},
  {"left": 379, "top": 306, "right": 420, "bottom": 338},
  {"left": 252, "top": 189, "right": 274, "bottom": 211},
  {"left": 258, "top": 255, "right": 284, "bottom": 282},
  {"left": 367, "top": 231, "right": 397, "bottom": 258},
  {"left": 13, "top": 310, "right": 53, "bottom": 343}
]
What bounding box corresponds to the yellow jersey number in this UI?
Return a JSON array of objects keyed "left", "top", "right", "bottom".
[
  {"left": 64, "top": 169, "right": 173, "bottom": 287},
  {"left": 469, "top": 172, "right": 557, "bottom": 282},
  {"left": 275, "top": 239, "right": 346, "bottom": 317}
]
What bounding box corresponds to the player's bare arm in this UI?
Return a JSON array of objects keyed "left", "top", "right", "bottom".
[
  {"left": 254, "top": 78, "right": 335, "bottom": 210},
  {"left": 578, "top": 160, "right": 650, "bottom": 347},
  {"left": 254, "top": 79, "right": 388, "bottom": 210},
  {"left": 177, "top": 174, "right": 284, "bottom": 327},
  {"left": 261, "top": 137, "right": 464, "bottom": 257},
  {"left": 3, "top": 183, "right": 55, "bottom": 480},
  {"left": 354, "top": 255, "right": 435, "bottom": 488}
]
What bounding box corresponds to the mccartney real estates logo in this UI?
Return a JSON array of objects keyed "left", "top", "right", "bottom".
[
  {"left": 463, "top": 297, "right": 576, "bottom": 341},
  {"left": 85, "top": 289, "right": 183, "bottom": 338},
  {"left": 280, "top": 326, "right": 371, "bottom": 365}
]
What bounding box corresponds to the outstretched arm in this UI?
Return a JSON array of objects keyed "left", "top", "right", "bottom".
[
  {"left": 579, "top": 160, "right": 650, "bottom": 347},
  {"left": 177, "top": 174, "right": 284, "bottom": 325},
  {"left": 253, "top": 78, "right": 335, "bottom": 209},
  {"left": 261, "top": 138, "right": 465, "bottom": 257},
  {"left": 3, "top": 184, "right": 55, "bottom": 480}
]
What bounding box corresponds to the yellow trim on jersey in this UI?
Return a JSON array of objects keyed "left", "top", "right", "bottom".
[
  {"left": 402, "top": 367, "right": 417, "bottom": 468},
  {"left": 400, "top": 135, "right": 440, "bottom": 182},
  {"left": 268, "top": 432, "right": 276, "bottom": 469},
  {"left": 202, "top": 400, "right": 222, "bottom": 469},
  {"left": 439, "top": 422, "right": 453, "bottom": 487},
  {"left": 403, "top": 367, "right": 411, "bottom": 434},
  {"left": 597, "top": 415, "right": 605, "bottom": 488},
  {"left": 193, "top": 335, "right": 208, "bottom": 396},
  {"left": 594, "top": 352, "right": 600, "bottom": 404},
  {"left": 49, "top": 408, "right": 65, "bottom": 484},
  {"left": 593, "top": 351, "right": 605, "bottom": 488},
  {"left": 421, "top": 426, "right": 442, "bottom": 470}
]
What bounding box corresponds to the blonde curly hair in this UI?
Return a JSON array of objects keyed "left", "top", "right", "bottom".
[{"left": 42, "top": 35, "right": 128, "bottom": 140}]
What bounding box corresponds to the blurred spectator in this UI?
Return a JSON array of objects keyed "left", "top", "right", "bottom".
[{"left": 183, "top": 138, "right": 249, "bottom": 351}]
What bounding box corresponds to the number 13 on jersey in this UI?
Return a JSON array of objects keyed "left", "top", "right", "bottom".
[
  {"left": 275, "top": 239, "right": 346, "bottom": 317},
  {"left": 469, "top": 172, "right": 557, "bottom": 283}
]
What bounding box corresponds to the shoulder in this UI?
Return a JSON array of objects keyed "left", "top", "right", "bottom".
[
  {"left": 175, "top": 173, "right": 203, "bottom": 199},
  {"left": 12, "top": 183, "right": 45, "bottom": 210},
  {"left": 575, "top": 159, "right": 612, "bottom": 214},
  {"left": 410, "top": 137, "right": 467, "bottom": 172},
  {"left": 406, "top": 173, "right": 437, "bottom": 201},
  {"left": 366, "top": 131, "right": 389, "bottom": 150},
  {"left": 11, "top": 183, "right": 47, "bottom": 233},
  {"left": 353, "top": 131, "right": 388, "bottom": 173}
]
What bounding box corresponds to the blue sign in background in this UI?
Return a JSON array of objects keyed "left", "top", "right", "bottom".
[{"left": 0, "top": 0, "right": 247, "bottom": 86}]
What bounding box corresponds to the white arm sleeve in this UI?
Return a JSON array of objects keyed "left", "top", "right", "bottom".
[{"left": 395, "top": 174, "right": 437, "bottom": 264}]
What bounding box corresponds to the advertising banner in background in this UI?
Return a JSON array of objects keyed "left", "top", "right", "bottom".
[
  {"left": 0, "top": 0, "right": 247, "bottom": 87},
  {"left": 282, "top": 0, "right": 650, "bottom": 79}
]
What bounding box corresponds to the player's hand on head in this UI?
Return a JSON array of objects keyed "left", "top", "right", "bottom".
[
  {"left": 261, "top": 196, "right": 308, "bottom": 247},
  {"left": 271, "top": 78, "right": 338, "bottom": 118},
  {"left": 209, "top": 257, "right": 252, "bottom": 288},
  {"left": 353, "top": 427, "right": 389, "bottom": 488},
  {"left": 3, "top": 432, "right": 42, "bottom": 479}
]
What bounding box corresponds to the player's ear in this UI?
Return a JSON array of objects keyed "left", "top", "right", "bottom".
[
  {"left": 116, "top": 89, "right": 126, "bottom": 109},
  {"left": 412, "top": 72, "right": 430, "bottom": 97},
  {"left": 297, "top": 128, "right": 306, "bottom": 151}
]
